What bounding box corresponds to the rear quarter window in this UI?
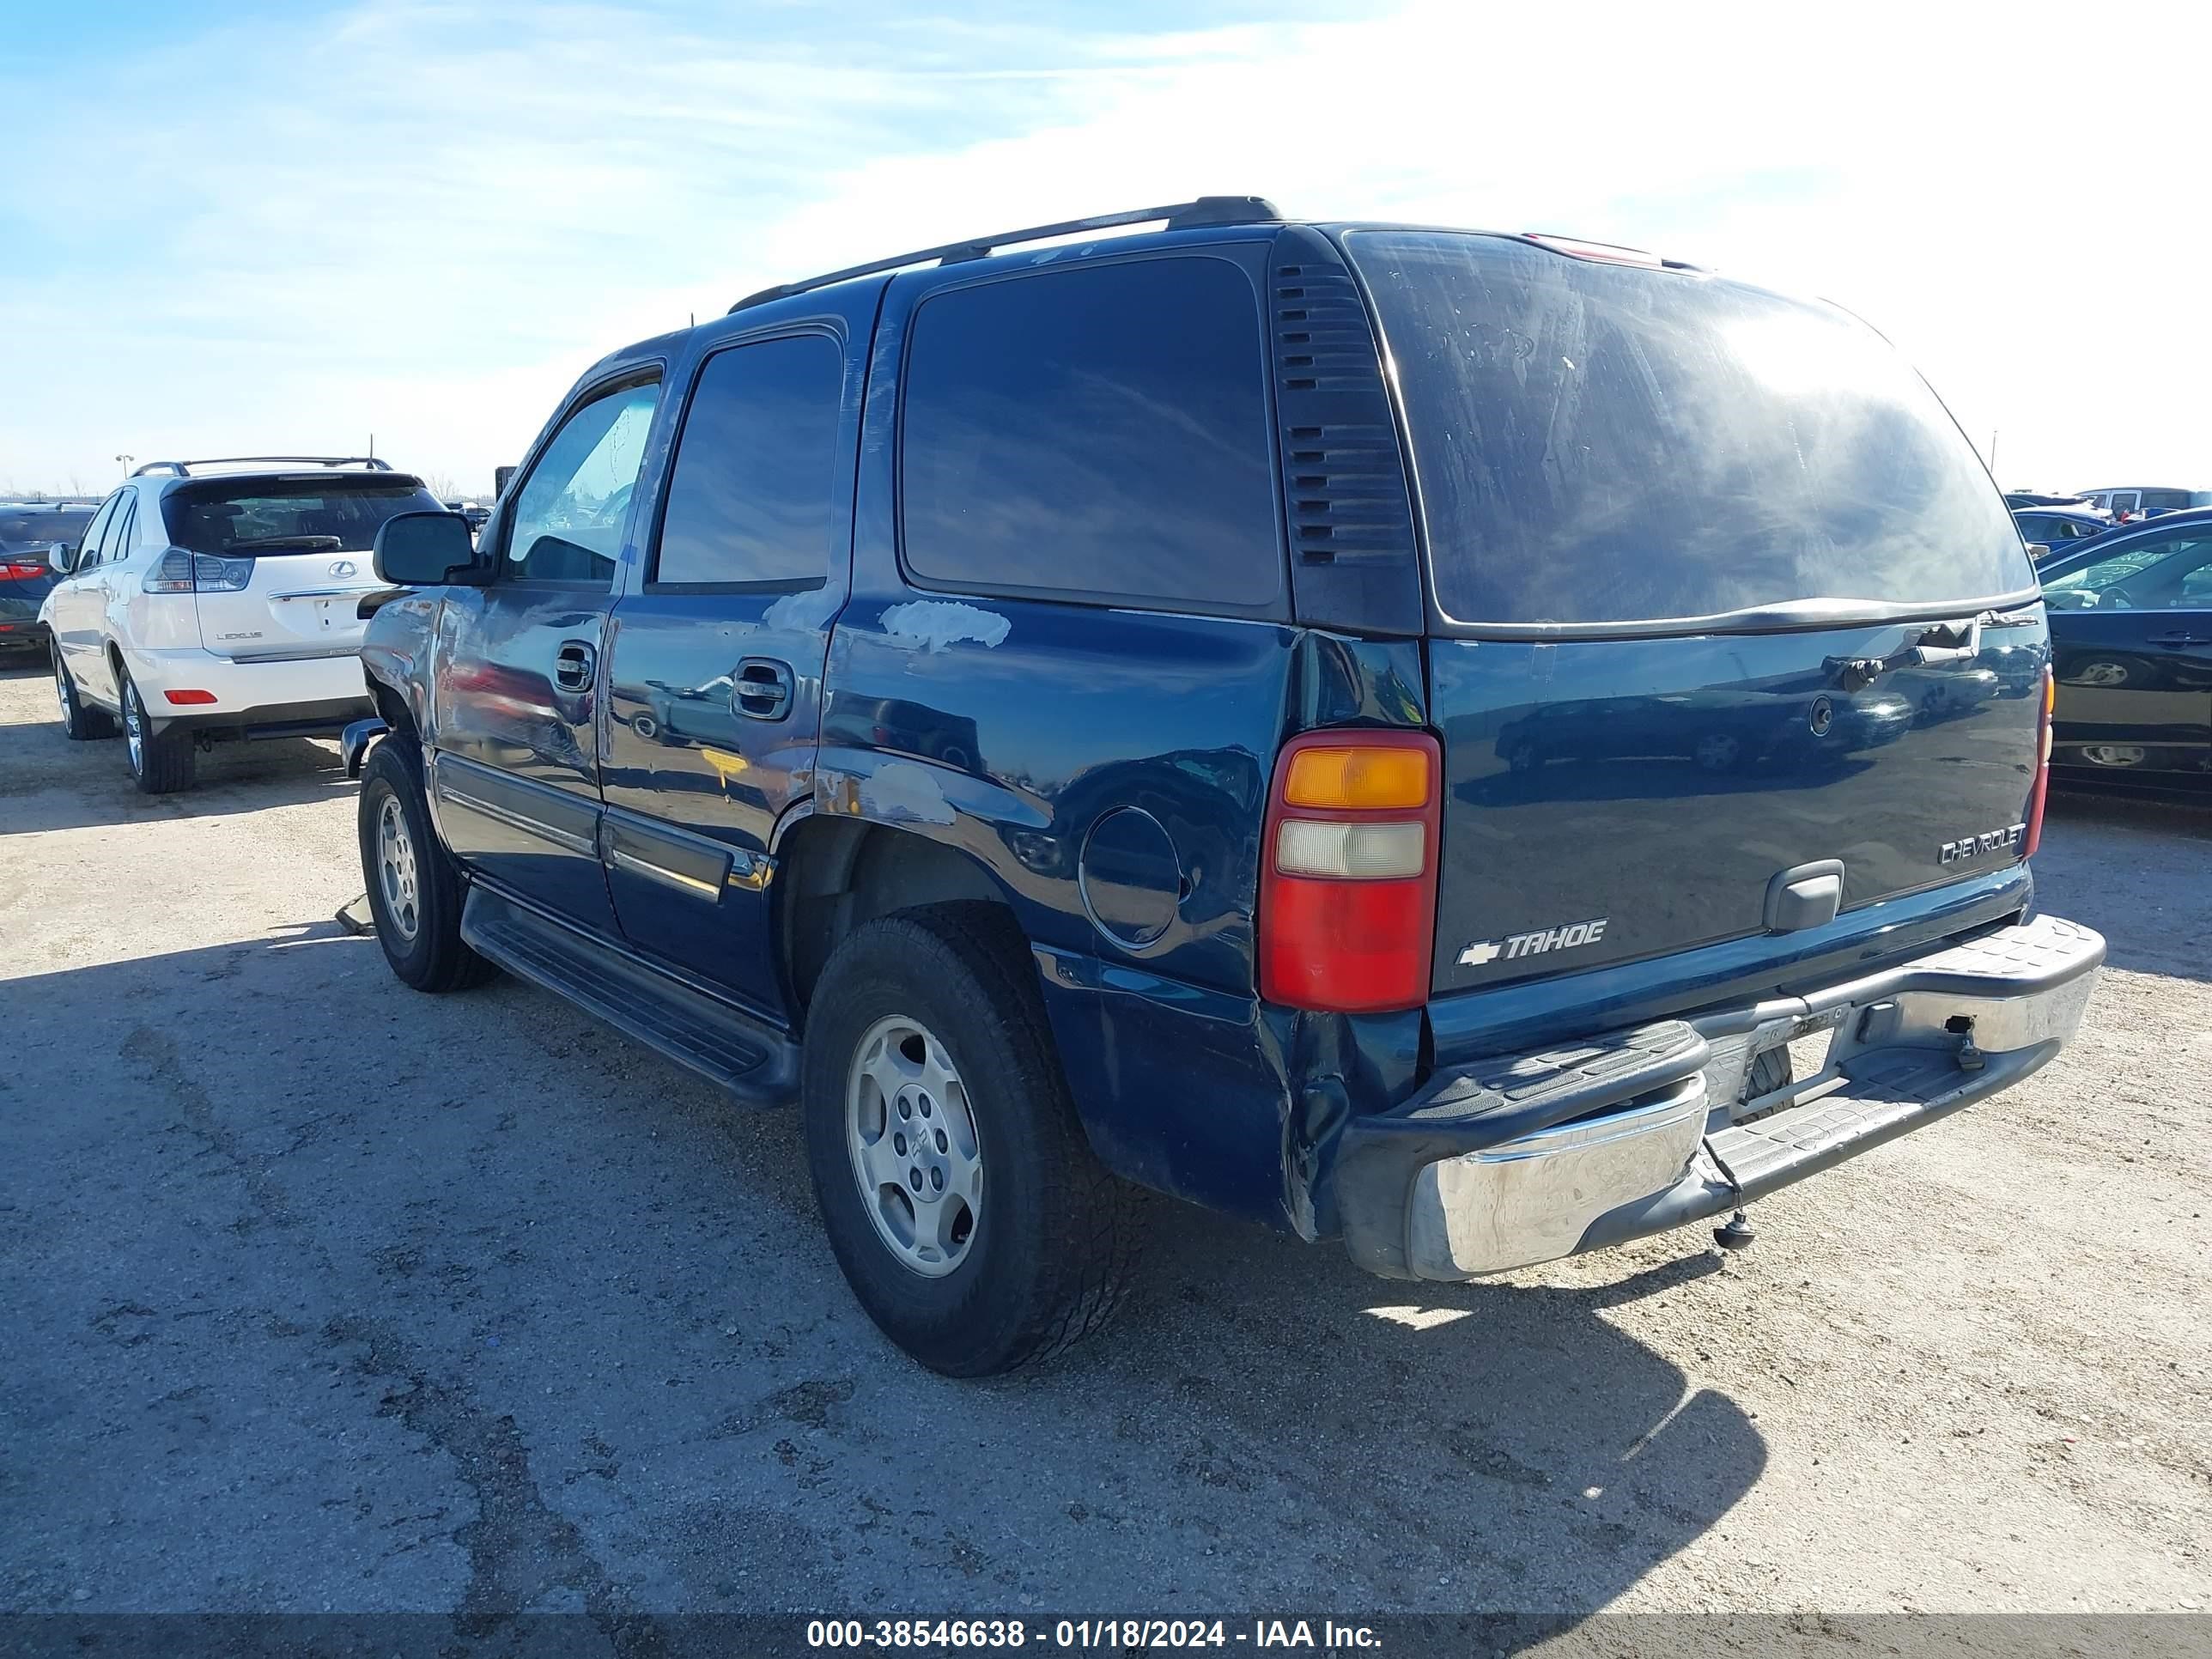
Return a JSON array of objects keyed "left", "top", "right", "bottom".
[
  {"left": 897, "top": 255, "right": 1283, "bottom": 614},
  {"left": 1346, "top": 231, "right": 2034, "bottom": 628}
]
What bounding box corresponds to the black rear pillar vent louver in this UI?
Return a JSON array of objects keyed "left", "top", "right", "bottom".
[{"left": 1266, "top": 228, "right": 1425, "bottom": 633}]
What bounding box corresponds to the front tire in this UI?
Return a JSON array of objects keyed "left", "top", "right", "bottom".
[
  {"left": 54, "top": 652, "right": 117, "bottom": 741},
  {"left": 801, "top": 902, "right": 1143, "bottom": 1376},
  {"left": 357, "top": 741, "right": 495, "bottom": 993},
  {"left": 121, "top": 672, "right": 195, "bottom": 793}
]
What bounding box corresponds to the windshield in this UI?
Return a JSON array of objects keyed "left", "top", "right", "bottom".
[
  {"left": 0, "top": 509, "right": 94, "bottom": 550},
  {"left": 161, "top": 478, "right": 441, "bottom": 555},
  {"left": 1346, "top": 231, "right": 2033, "bottom": 628}
]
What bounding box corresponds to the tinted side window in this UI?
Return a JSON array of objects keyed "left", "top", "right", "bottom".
[
  {"left": 653, "top": 335, "right": 844, "bottom": 588},
  {"left": 106, "top": 495, "right": 138, "bottom": 562},
  {"left": 899, "top": 257, "right": 1280, "bottom": 611},
  {"left": 74, "top": 495, "right": 120, "bottom": 568},
  {"left": 505, "top": 379, "right": 661, "bottom": 584}
]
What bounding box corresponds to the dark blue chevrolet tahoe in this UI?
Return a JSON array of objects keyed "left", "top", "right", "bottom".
[{"left": 348, "top": 198, "right": 2105, "bottom": 1375}]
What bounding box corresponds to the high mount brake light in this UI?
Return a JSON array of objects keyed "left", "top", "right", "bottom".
[
  {"left": 1258, "top": 731, "right": 1441, "bottom": 1013},
  {"left": 1523, "top": 233, "right": 1668, "bottom": 268},
  {"left": 2021, "top": 666, "right": 2055, "bottom": 860}
]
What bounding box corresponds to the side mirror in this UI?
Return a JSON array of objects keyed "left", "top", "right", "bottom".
[
  {"left": 46, "top": 541, "right": 75, "bottom": 574},
  {"left": 2025, "top": 542, "right": 2051, "bottom": 562},
  {"left": 373, "top": 511, "right": 488, "bottom": 586},
  {"left": 493, "top": 465, "right": 518, "bottom": 498}
]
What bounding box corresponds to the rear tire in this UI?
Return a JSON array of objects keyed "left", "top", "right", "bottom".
[
  {"left": 1747, "top": 1045, "right": 1793, "bottom": 1100},
  {"left": 801, "top": 902, "right": 1144, "bottom": 1376},
  {"left": 357, "top": 740, "right": 495, "bottom": 993},
  {"left": 121, "top": 672, "right": 195, "bottom": 793},
  {"left": 54, "top": 653, "right": 116, "bottom": 741}
]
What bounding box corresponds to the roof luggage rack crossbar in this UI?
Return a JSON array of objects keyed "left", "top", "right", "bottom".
[
  {"left": 132, "top": 455, "right": 393, "bottom": 477},
  {"left": 729, "top": 195, "right": 1283, "bottom": 313}
]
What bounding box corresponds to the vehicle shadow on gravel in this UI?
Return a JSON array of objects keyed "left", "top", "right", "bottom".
[
  {"left": 0, "top": 711, "right": 353, "bottom": 832},
  {"left": 1059, "top": 1209, "right": 1766, "bottom": 1614},
  {"left": 2035, "top": 791, "right": 2212, "bottom": 982},
  {"left": 5, "top": 924, "right": 1767, "bottom": 1631}
]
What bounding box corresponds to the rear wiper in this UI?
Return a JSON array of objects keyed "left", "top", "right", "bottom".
[{"left": 227, "top": 534, "right": 344, "bottom": 551}]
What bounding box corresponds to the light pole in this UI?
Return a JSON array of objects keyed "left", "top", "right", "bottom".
[{"left": 115, "top": 453, "right": 134, "bottom": 478}]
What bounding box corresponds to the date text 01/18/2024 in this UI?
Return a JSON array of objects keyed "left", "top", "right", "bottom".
[{"left": 805, "top": 1618, "right": 1382, "bottom": 1649}]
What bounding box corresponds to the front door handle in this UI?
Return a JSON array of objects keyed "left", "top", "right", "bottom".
[
  {"left": 732, "top": 657, "right": 794, "bottom": 720},
  {"left": 2148, "top": 630, "right": 2212, "bottom": 647},
  {"left": 554, "top": 639, "right": 596, "bottom": 691}
]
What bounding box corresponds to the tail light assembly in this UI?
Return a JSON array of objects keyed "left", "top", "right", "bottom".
[
  {"left": 0, "top": 560, "right": 50, "bottom": 582},
  {"left": 2021, "top": 665, "right": 2056, "bottom": 860},
  {"left": 143, "top": 550, "right": 252, "bottom": 594},
  {"left": 1258, "top": 730, "right": 1441, "bottom": 1013}
]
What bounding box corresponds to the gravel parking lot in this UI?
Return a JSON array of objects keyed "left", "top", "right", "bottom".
[{"left": 3, "top": 659, "right": 2207, "bottom": 1629}]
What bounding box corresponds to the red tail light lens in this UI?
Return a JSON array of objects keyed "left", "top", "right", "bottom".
[
  {"left": 0, "top": 561, "right": 47, "bottom": 582},
  {"left": 2021, "top": 665, "right": 2055, "bottom": 860},
  {"left": 163, "top": 690, "right": 218, "bottom": 706},
  {"left": 1258, "top": 730, "right": 1441, "bottom": 1013}
]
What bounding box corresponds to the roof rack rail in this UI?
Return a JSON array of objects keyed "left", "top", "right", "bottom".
[
  {"left": 131, "top": 455, "right": 394, "bottom": 478},
  {"left": 729, "top": 195, "right": 1283, "bottom": 313}
]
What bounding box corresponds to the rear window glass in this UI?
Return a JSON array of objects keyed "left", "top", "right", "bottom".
[
  {"left": 162, "top": 479, "right": 441, "bottom": 556},
  {"left": 899, "top": 256, "right": 1282, "bottom": 612},
  {"left": 1346, "top": 232, "right": 2033, "bottom": 627},
  {"left": 0, "top": 510, "right": 93, "bottom": 548}
]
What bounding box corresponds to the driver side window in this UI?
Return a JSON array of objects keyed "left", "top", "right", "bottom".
[
  {"left": 74, "top": 494, "right": 122, "bottom": 571},
  {"left": 2045, "top": 532, "right": 2212, "bottom": 607},
  {"left": 502, "top": 377, "right": 662, "bottom": 584}
]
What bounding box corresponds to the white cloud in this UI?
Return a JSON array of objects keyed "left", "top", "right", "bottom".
[{"left": 3, "top": 0, "right": 2205, "bottom": 495}]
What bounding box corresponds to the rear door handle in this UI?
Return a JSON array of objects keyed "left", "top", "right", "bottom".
[
  {"left": 554, "top": 639, "right": 596, "bottom": 690},
  {"left": 732, "top": 657, "right": 794, "bottom": 720},
  {"left": 2148, "top": 630, "right": 2212, "bottom": 647}
]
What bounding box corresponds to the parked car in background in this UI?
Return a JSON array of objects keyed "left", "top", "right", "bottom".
[
  {"left": 38, "top": 456, "right": 443, "bottom": 792},
  {"left": 344, "top": 200, "right": 2101, "bottom": 1375},
  {"left": 2004, "top": 491, "right": 2094, "bottom": 511},
  {"left": 2075, "top": 486, "right": 2210, "bottom": 522},
  {"left": 2013, "top": 507, "right": 2109, "bottom": 558},
  {"left": 0, "top": 500, "right": 100, "bottom": 655},
  {"left": 2039, "top": 507, "right": 2212, "bottom": 793},
  {"left": 444, "top": 498, "right": 491, "bottom": 536}
]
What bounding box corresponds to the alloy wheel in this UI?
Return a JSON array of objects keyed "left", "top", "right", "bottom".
[
  {"left": 123, "top": 681, "right": 143, "bottom": 773},
  {"left": 375, "top": 793, "right": 422, "bottom": 941},
  {"left": 845, "top": 1015, "right": 982, "bottom": 1278}
]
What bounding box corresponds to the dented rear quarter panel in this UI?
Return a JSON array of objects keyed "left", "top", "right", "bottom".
[{"left": 360, "top": 588, "right": 444, "bottom": 756}]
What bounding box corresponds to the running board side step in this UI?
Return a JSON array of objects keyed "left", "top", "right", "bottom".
[{"left": 461, "top": 884, "right": 799, "bottom": 1105}]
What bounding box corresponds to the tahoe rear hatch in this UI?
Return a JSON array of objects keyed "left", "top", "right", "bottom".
[
  {"left": 1340, "top": 231, "right": 2045, "bottom": 997},
  {"left": 159, "top": 474, "right": 442, "bottom": 659}
]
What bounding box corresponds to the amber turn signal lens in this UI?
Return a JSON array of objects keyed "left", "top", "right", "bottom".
[{"left": 1281, "top": 745, "right": 1431, "bottom": 811}]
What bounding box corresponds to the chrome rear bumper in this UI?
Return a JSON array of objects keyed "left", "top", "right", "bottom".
[{"left": 1335, "top": 914, "right": 2105, "bottom": 1281}]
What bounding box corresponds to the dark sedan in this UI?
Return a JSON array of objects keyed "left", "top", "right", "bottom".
[
  {"left": 2039, "top": 507, "right": 2212, "bottom": 793},
  {"left": 0, "top": 501, "right": 98, "bottom": 656},
  {"left": 2013, "top": 507, "right": 2108, "bottom": 559}
]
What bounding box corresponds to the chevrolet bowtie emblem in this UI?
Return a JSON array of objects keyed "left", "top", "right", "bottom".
[{"left": 1458, "top": 916, "right": 1610, "bottom": 969}]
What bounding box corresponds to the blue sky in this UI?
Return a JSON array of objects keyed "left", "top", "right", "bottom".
[{"left": 3, "top": 0, "right": 2206, "bottom": 497}]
